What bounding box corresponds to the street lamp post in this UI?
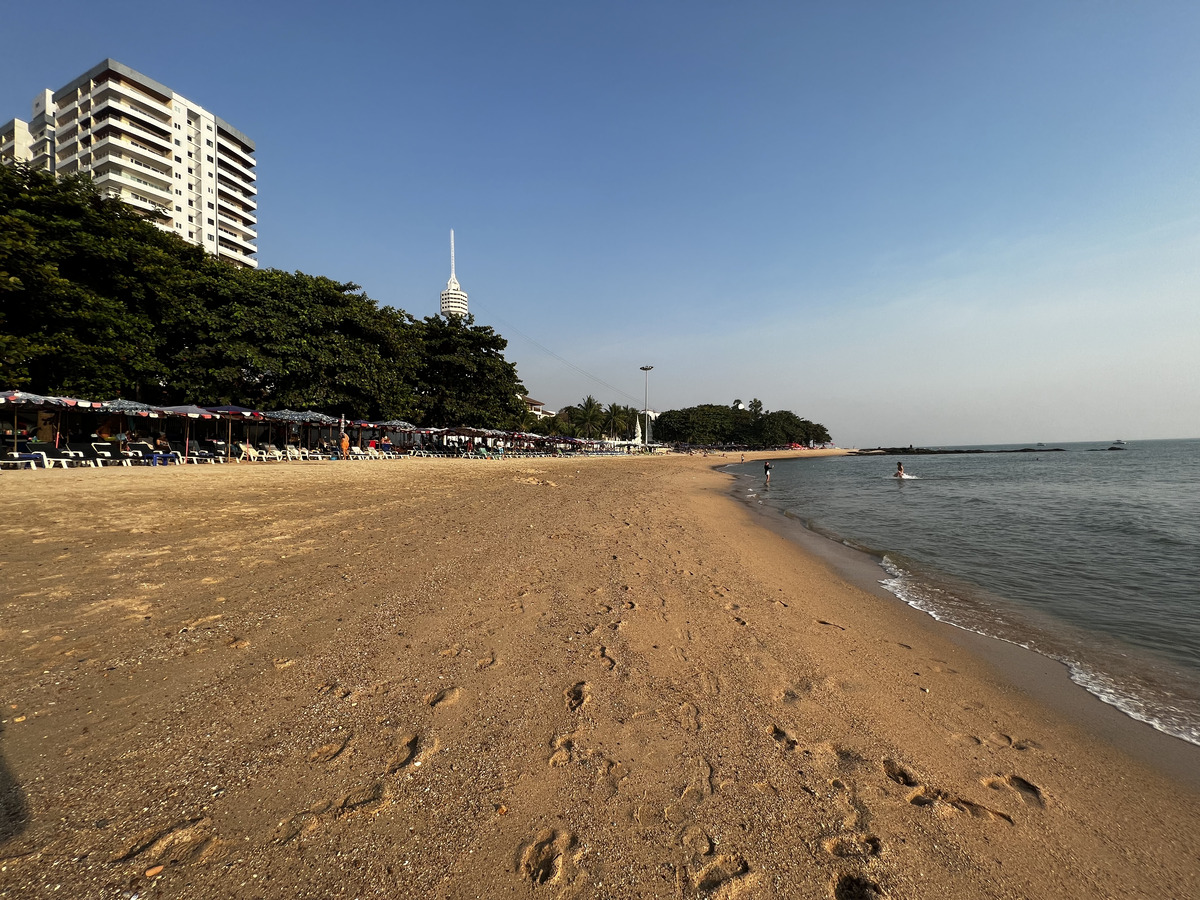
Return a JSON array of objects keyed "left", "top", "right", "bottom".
[{"left": 640, "top": 365, "right": 653, "bottom": 449}]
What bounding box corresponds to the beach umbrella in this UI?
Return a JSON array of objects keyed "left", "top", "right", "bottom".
[
  {"left": 205, "top": 405, "right": 262, "bottom": 458},
  {"left": 160, "top": 405, "right": 215, "bottom": 462},
  {"left": 96, "top": 398, "right": 166, "bottom": 450},
  {"left": 0, "top": 390, "right": 71, "bottom": 451}
]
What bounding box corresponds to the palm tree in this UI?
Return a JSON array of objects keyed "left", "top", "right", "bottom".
[
  {"left": 509, "top": 409, "right": 538, "bottom": 433},
  {"left": 604, "top": 403, "right": 631, "bottom": 441},
  {"left": 574, "top": 395, "right": 604, "bottom": 439}
]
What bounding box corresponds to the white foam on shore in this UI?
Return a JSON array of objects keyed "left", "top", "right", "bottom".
[{"left": 879, "top": 556, "right": 1200, "bottom": 747}]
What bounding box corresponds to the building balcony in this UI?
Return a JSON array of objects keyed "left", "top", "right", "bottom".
[
  {"left": 215, "top": 133, "right": 254, "bottom": 167},
  {"left": 216, "top": 204, "right": 256, "bottom": 227},
  {"left": 90, "top": 135, "right": 172, "bottom": 175},
  {"left": 216, "top": 158, "right": 256, "bottom": 189},
  {"left": 217, "top": 187, "right": 257, "bottom": 213},
  {"left": 216, "top": 152, "right": 254, "bottom": 181},
  {"left": 217, "top": 242, "right": 258, "bottom": 268},
  {"left": 217, "top": 211, "right": 256, "bottom": 236},
  {"left": 94, "top": 168, "right": 173, "bottom": 203},
  {"left": 217, "top": 171, "right": 257, "bottom": 196},
  {"left": 91, "top": 98, "right": 172, "bottom": 141},
  {"left": 216, "top": 222, "right": 256, "bottom": 249},
  {"left": 93, "top": 82, "right": 172, "bottom": 125},
  {"left": 89, "top": 110, "right": 173, "bottom": 151}
]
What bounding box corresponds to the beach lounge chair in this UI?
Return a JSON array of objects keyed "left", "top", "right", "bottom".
[
  {"left": 125, "top": 442, "right": 174, "bottom": 466},
  {"left": 180, "top": 442, "right": 215, "bottom": 463},
  {"left": 237, "top": 443, "right": 262, "bottom": 462},
  {"left": 68, "top": 442, "right": 126, "bottom": 467},
  {"left": 27, "top": 441, "right": 87, "bottom": 468},
  {"left": 2, "top": 444, "right": 44, "bottom": 469}
]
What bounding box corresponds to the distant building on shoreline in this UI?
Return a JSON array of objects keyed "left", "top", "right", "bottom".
[
  {"left": 439, "top": 229, "right": 469, "bottom": 317},
  {"left": 0, "top": 59, "right": 258, "bottom": 268}
]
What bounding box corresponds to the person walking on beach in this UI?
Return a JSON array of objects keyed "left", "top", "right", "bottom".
[
  {"left": 339, "top": 431, "right": 350, "bottom": 459},
  {"left": 764, "top": 461, "right": 773, "bottom": 484}
]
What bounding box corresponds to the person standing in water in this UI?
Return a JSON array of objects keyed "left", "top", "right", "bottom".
[
  {"left": 764, "top": 461, "right": 773, "bottom": 484},
  {"left": 895, "top": 461, "right": 905, "bottom": 478}
]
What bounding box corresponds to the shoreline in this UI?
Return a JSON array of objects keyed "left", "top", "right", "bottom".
[
  {"left": 722, "top": 457, "right": 1200, "bottom": 792},
  {"left": 1, "top": 456, "right": 1197, "bottom": 898}
]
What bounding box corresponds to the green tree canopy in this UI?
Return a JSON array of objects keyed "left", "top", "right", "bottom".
[{"left": 0, "top": 163, "right": 527, "bottom": 427}]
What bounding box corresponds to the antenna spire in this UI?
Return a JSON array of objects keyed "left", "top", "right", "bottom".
[{"left": 450, "top": 229, "right": 456, "bottom": 278}]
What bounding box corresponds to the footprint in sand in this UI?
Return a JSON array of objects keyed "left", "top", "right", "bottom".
[
  {"left": 517, "top": 829, "right": 576, "bottom": 885},
  {"left": 592, "top": 646, "right": 616, "bottom": 670},
  {"left": 983, "top": 774, "right": 1046, "bottom": 807},
  {"left": 425, "top": 686, "right": 462, "bottom": 709},
  {"left": 832, "top": 873, "right": 887, "bottom": 899},
  {"left": 823, "top": 833, "right": 883, "bottom": 859},
  {"left": 337, "top": 781, "right": 385, "bottom": 814},
  {"left": 476, "top": 651, "right": 497, "bottom": 670},
  {"left": 113, "top": 817, "right": 217, "bottom": 865},
  {"left": 692, "top": 854, "right": 750, "bottom": 894},
  {"left": 678, "top": 702, "right": 701, "bottom": 732},
  {"left": 564, "top": 682, "right": 590, "bottom": 712},
  {"left": 769, "top": 724, "right": 800, "bottom": 753},
  {"left": 387, "top": 732, "right": 420, "bottom": 773},
  {"left": 883, "top": 759, "right": 1013, "bottom": 824},
  {"left": 308, "top": 730, "right": 352, "bottom": 763}
]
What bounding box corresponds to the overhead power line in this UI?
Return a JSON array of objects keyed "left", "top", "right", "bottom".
[{"left": 468, "top": 299, "right": 644, "bottom": 406}]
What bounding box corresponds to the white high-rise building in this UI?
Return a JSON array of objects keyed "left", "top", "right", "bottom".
[
  {"left": 0, "top": 59, "right": 258, "bottom": 268},
  {"left": 439, "top": 229, "right": 469, "bottom": 317}
]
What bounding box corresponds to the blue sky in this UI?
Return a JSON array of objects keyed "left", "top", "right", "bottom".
[{"left": 4, "top": 1, "right": 1198, "bottom": 445}]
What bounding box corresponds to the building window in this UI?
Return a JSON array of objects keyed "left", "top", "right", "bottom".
[
  {"left": 187, "top": 151, "right": 192, "bottom": 158},
  {"left": 207, "top": 218, "right": 213, "bottom": 225},
  {"left": 206, "top": 139, "right": 212, "bottom": 146},
  {"left": 207, "top": 234, "right": 214, "bottom": 242},
  {"left": 188, "top": 215, "right": 193, "bottom": 223},
  {"left": 188, "top": 199, "right": 193, "bottom": 207},
  {"left": 175, "top": 156, "right": 182, "bottom": 162},
  {"left": 207, "top": 202, "right": 214, "bottom": 208},
  {"left": 207, "top": 155, "right": 213, "bottom": 162},
  {"left": 176, "top": 189, "right": 182, "bottom": 195},
  {"left": 176, "top": 205, "right": 182, "bottom": 211},
  {"left": 175, "top": 139, "right": 181, "bottom": 146}
]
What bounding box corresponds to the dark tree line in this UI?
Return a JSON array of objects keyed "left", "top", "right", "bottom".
[
  {"left": 654, "top": 399, "right": 831, "bottom": 448},
  {"left": 0, "top": 164, "right": 525, "bottom": 426}
]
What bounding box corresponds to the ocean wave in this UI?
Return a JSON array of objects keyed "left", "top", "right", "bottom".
[{"left": 878, "top": 556, "right": 1200, "bottom": 748}]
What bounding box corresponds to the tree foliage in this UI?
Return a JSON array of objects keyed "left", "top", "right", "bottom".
[
  {"left": 0, "top": 164, "right": 524, "bottom": 426},
  {"left": 655, "top": 399, "right": 831, "bottom": 447}
]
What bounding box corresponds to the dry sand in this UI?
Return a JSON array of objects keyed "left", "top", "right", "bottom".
[{"left": 1, "top": 453, "right": 1197, "bottom": 899}]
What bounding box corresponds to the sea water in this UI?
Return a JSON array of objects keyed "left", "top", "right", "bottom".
[{"left": 733, "top": 440, "right": 1200, "bottom": 746}]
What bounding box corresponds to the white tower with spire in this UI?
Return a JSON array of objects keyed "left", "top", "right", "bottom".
[{"left": 439, "top": 229, "right": 469, "bottom": 317}]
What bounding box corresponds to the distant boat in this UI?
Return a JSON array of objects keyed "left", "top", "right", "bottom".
[
  {"left": 1113, "top": 439, "right": 1127, "bottom": 445},
  {"left": 1036, "top": 442, "right": 1045, "bottom": 447}
]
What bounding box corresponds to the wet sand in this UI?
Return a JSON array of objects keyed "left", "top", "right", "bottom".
[{"left": 1, "top": 454, "right": 1197, "bottom": 899}]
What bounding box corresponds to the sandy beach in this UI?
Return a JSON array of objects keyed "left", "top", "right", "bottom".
[{"left": 1, "top": 453, "right": 1197, "bottom": 899}]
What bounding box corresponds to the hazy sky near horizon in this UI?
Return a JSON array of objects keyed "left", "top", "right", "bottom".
[{"left": 4, "top": 1, "right": 1198, "bottom": 446}]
